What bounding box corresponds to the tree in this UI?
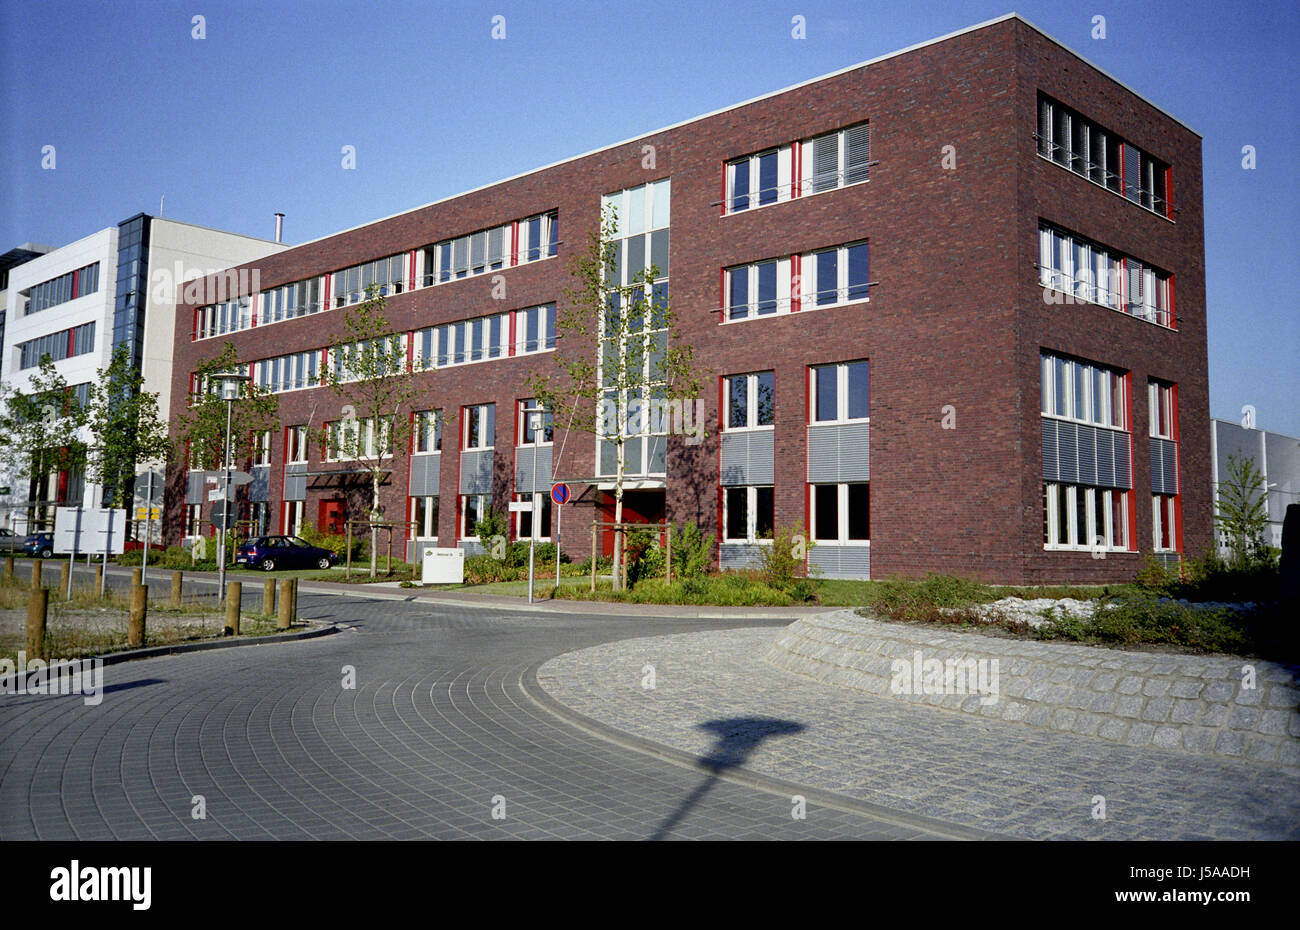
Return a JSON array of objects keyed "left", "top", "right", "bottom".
[
  {"left": 316, "top": 285, "right": 428, "bottom": 578},
  {"left": 86, "top": 344, "right": 171, "bottom": 509},
  {"left": 528, "top": 204, "right": 706, "bottom": 588},
  {"left": 0, "top": 356, "right": 88, "bottom": 530},
  {"left": 1216, "top": 453, "right": 1270, "bottom": 565},
  {"left": 172, "top": 341, "right": 280, "bottom": 537}
]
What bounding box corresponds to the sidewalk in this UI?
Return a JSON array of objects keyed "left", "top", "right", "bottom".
[{"left": 535, "top": 623, "right": 1300, "bottom": 840}]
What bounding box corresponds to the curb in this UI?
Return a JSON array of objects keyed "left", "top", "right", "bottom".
[
  {"left": 93, "top": 623, "right": 338, "bottom": 667},
  {"left": 518, "top": 659, "right": 1003, "bottom": 840}
]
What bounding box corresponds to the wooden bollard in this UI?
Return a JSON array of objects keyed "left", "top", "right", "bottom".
[
  {"left": 129, "top": 585, "right": 147, "bottom": 647},
  {"left": 26, "top": 588, "right": 48, "bottom": 660},
  {"left": 4, "top": 556, "right": 13, "bottom": 584},
  {"left": 170, "top": 571, "right": 183, "bottom": 607},
  {"left": 277, "top": 579, "right": 293, "bottom": 629},
  {"left": 225, "top": 582, "right": 241, "bottom": 636},
  {"left": 93, "top": 563, "right": 103, "bottom": 594},
  {"left": 131, "top": 567, "right": 143, "bottom": 589},
  {"left": 59, "top": 560, "right": 71, "bottom": 593},
  {"left": 291, "top": 578, "right": 299, "bottom": 620},
  {"left": 30, "top": 560, "right": 42, "bottom": 590},
  {"left": 262, "top": 578, "right": 276, "bottom": 616}
]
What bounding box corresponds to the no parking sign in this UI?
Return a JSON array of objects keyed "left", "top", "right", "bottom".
[{"left": 551, "top": 483, "right": 569, "bottom": 505}]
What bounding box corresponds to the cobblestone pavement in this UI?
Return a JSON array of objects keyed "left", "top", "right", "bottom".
[
  {"left": 0, "top": 593, "right": 959, "bottom": 840},
  {"left": 537, "top": 628, "right": 1300, "bottom": 840}
]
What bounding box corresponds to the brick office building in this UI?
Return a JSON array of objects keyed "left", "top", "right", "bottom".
[{"left": 166, "top": 14, "right": 1209, "bottom": 583}]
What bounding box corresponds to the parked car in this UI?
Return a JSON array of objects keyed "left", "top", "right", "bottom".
[
  {"left": 0, "top": 529, "right": 26, "bottom": 554},
  {"left": 22, "top": 533, "right": 55, "bottom": 558},
  {"left": 235, "top": 536, "right": 337, "bottom": 572}
]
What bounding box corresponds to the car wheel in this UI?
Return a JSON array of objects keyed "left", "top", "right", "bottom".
[
  {"left": 260, "top": 558, "right": 276, "bottom": 572},
  {"left": 316, "top": 557, "right": 331, "bottom": 570},
  {"left": 40, "top": 548, "right": 52, "bottom": 559}
]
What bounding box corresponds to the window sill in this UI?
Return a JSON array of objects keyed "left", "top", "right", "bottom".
[
  {"left": 1043, "top": 545, "right": 1134, "bottom": 553},
  {"left": 722, "top": 178, "right": 870, "bottom": 218},
  {"left": 722, "top": 298, "right": 868, "bottom": 324}
]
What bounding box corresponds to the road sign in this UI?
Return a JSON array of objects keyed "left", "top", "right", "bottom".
[
  {"left": 508, "top": 501, "right": 533, "bottom": 512},
  {"left": 551, "top": 482, "right": 570, "bottom": 504},
  {"left": 53, "top": 507, "right": 127, "bottom": 555}
]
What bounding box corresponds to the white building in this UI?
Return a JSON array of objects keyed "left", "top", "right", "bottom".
[
  {"left": 1211, "top": 418, "right": 1300, "bottom": 552},
  {"left": 1, "top": 215, "right": 286, "bottom": 532}
]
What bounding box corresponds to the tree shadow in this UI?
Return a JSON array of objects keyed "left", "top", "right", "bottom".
[{"left": 648, "top": 716, "right": 805, "bottom": 841}]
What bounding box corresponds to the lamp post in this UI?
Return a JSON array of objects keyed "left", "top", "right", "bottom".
[
  {"left": 214, "top": 373, "right": 250, "bottom": 607},
  {"left": 523, "top": 406, "right": 545, "bottom": 605}
]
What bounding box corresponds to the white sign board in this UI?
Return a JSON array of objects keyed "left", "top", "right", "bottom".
[
  {"left": 507, "top": 501, "right": 533, "bottom": 512},
  {"left": 421, "top": 547, "right": 465, "bottom": 585},
  {"left": 53, "top": 507, "right": 128, "bottom": 555}
]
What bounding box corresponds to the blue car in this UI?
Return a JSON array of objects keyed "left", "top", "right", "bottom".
[
  {"left": 235, "top": 536, "right": 337, "bottom": 571},
  {"left": 22, "top": 533, "right": 54, "bottom": 558}
]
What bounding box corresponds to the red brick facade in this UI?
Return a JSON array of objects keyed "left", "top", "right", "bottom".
[{"left": 167, "top": 15, "right": 1208, "bottom": 584}]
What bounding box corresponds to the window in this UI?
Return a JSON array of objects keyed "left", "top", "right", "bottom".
[
  {"left": 187, "top": 503, "right": 204, "bottom": 537},
  {"left": 25, "top": 263, "right": 99, "bottom": 314},
  {"left": 197, "top": 297, "right": 253, "bottom": 338},
  {"left": 286, "top": 425, "right": 308, "bottom": 464},
  {"left": 810, "top": 361, "right": 869, "bottom": 423},
  {"left": 726, "top": 147, "right": 792, "bottom": 212},
  {"left": 810, "top": 483, "right": 869, "bottom": 543},
  {"left": 18, "top": 322, "right": 96, "bottom": 369},
  {"left": 252, "top": 431, "right": 271, "bottom": 467},
  {"left": 516, "top": 304, "right": 557, "bottom": 354},
  {"left": 413, "top": 312, "right": 511, "bottom": 369},
  {"left": 1148, "top": 381, "right": 1175, "bottom": 439},
  {"left": 413, "top": 410, "right": 442, "bottom": 453},
  {"left": 261, "top": 277, "right": 323, "bottom": 324},
  {"left": 283, "top": 500, "right": 305, "bottom": 536},
  {"left": 518, "top": 400, "right": 553, "bottom": 444},
  {"left": 326, "top": 416, "right": 392, "bottom": 461},
  {"left": 1037, "top": 94, "right": 1172, "bottom": 219},
  {"left": 804, "top": 123, "right": 870, "bottom": 194},
  {"left": 724, "top": 486, "right": 775, "bottom": 542},
  {"left": 1040, "top": 353, "right": 1127, "bottom": 430},
  {"left": 254, "top": 350, "right": 320, "bottom": 393},
  {"left": 1153, "top": 494, "right": 1178, "bottom": 551},
  {"left": 724, "top": 372, "right": 774, "bottom": 430},
  {"left": 411, "top": 495, "right": 439, "bottom": 538},
  {"left": 808, "top": 241, "right": 869, "bottom": 306},
  {"left": 515, "top": 492, "right": 552, "bottom": 541},
  {"left": 464, "top": 404, "right": 495, "bottom": 449},
  {"left": 726, "top": 259, "right": 784, "bottom": 319},
  {"left": 1043, "top": 483, "right": 1130, "bottom": 551},
  {"left": 1038, "top": 223, "right": 1173, "bottom": 327},
  {"left": 330, "top": 334, "right": 407, "bottom": 383},
  {"left": 424, "top": 211, "right": 556, "bottom": 286},
  {"left": 332, "top": 254, "right": 405, "bottom": 308},
  {"left": 461, "top": 494, "right": 491, "bottom": 538}
]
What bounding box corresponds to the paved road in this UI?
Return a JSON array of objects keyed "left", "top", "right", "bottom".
[{"left": 0, "top": 590, "right": 962, "bottom": 840}]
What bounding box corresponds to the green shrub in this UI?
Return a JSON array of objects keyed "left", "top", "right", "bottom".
[
  {"left": 756, "top": 521, "right": 813, "bottom": 592},
  {"left": 298, "top": 521, "right": 363, "bottom": 559},
  {"left": 472, "top": 507, "right": 510, "bottom": 557},
  {"left": 464, "top": 554, "right": 518, "bottom": 584},
  {"left": 671, "top": 521, "right": 715, "bottom": 579},
  {"left": 625, "top": 529, "right": 665, "bottom": 586}
]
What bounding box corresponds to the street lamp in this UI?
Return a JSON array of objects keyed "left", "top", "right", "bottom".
[
  {"left": 213, "top": 373, "right": 250, "bottom": 607},
  {"left": 523, "top": 406, "right": 545, "bottom": 605}
]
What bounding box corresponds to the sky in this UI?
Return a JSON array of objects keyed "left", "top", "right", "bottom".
[{"left": 2, "top": 0, "right": 1297, "bottom": 434}]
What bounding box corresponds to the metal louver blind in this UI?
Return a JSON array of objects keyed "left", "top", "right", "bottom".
[
  {"left": 812, "top": 136, "right": 839, "bottom": 192},
  {"left": 845, "top": 125, "right": 870, "bottom": 184},
  {"left": 1124, "top": 144, "right": 1142, "bottom": 202},
  {"left": 1038, "top": 98, "right": 1053, "bottom": 157}
]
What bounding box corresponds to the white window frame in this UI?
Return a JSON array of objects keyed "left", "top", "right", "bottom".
[
  {"left": 332, "top": 254, "right": 406, "bottom": 308},
  {"left": 809, "top": 361, "right": 869, "bottom": 425},
  {"left": 801, "top": 123, "right": 870, "bottom": 195},
  {"left": 464, "top": 404, "right": 495, "bottom": 450},
  {"left": 283, "top": 500, "right": 305, "bottom": 536},
  {"left": 513, "top": 491, "right": 553, "bottom": 542},
  {"left": 410, "top": 495, "right": 439, "bottom": 539},
  {"left": 1040, "top": 352, "right": 1127, "bottom": 431},
  {"left": 252, "top": 431, "right": 271, "bottom": 467},
  {"left": 325, "top": 416, "right": 391, "bottom": 463},
  {"left": 461, "top": 493, "right": 491, "bottom": 539},
  {"left": 723, "top": 371, "right": 775, "bottom": 431},
  {"left": 286, "top": 425, "right": 308, "bottom": 464},
  {"left": 1043, "top": 482, "right": 1130, "bottom": 552},
  {"left": 518, "top": 400, "right": 554, "bottom": 446},
  {"left": 725, "top": 146, "right": 794, "bottom": 214},
  {"left": 808, "top": 482, "right": 870, "bottom": 545},
  {"left": 803, "top": 240, "right": 870, "bottom": 309},
  {"left": 722, "top": 485, "right": 775, "bottom": 543},
  {"left": 1152, "top": 493, "right": 1178, "bottom": 552},
  {"left": 724, "top": 258, "right": 790, "bottom": 320},
  {"left": 1148, "top": 381, "right": 1175, "bottom": 439},
  {"left": 515, "top": 304, "right": 557, "bottom": 355},
  {"left": 413, "top": 410, "right": 442, "bottom": 453}
]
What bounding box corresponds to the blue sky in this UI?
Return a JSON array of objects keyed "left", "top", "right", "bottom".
[{"left": 3, "top": 0, "right": 1297, "bottom": 434}]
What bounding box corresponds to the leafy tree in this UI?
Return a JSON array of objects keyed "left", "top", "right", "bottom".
[
  {"left": 528, "top": 204, "right": 705, "bottom": 588},
  {"left": 316, "top": 285, "right": 431, "bottom": 578},
  {"left": 86, "top": 344, "right": 171, "bottom": 508},
  {"left": 173, "top": 341, "right": 281, "bottom": 471},
  {"left": 0, "top": 356, "right": 88, "bottom": 529},
  {"left": 1215, "top": 453, "right": 1270, "bottom": 566}
]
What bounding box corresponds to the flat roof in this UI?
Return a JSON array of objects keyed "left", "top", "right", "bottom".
[{"left": 279, "top": 12, "right": 1198, "bottom": 254}]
